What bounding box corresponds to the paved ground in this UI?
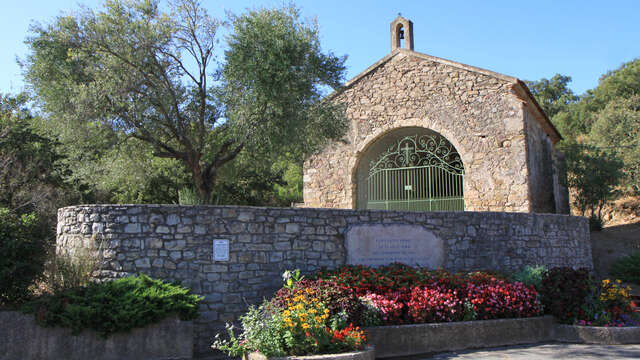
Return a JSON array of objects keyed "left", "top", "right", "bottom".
[
  {"left": 201, "top": 343, "right": 640, "bottom": 359},
  {"left": 416, "top": 343, "right": 640, "bottom": 359}
]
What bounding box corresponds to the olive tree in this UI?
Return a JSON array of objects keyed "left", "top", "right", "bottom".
[{"left": 24, "top": 0, "right": 347, "bottom": 203}]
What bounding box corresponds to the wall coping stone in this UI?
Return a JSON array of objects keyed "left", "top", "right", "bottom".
[{"left": 243, "top": 347, "right": 375, "bottom": 360}]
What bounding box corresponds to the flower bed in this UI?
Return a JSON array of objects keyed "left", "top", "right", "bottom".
[
  {"left": 213, "top": 265, "right": 542, "bottom": 357},
  {"left": 213, "top": 270, "right": 368, "bottom": 357},
  {"left": 213, "top": 264, "right": 640, "bottom": 358},
  {"left": 314, "top": 264, "right": 541, "bottom": 325},
  {"left": 540, "top": 267, "right": 640, "bottom": 327}
]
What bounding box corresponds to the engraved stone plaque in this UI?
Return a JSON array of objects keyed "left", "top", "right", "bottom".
[
  {"left": 213, "top": 239, "right": 229, "bottom": 261},
  {"left": 345, "top": 224, "right": 443, "bottom": 268}
]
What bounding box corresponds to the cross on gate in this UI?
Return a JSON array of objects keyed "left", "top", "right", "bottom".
[{"left": 400, "top": 143, "right": 413, "bottom": 165}]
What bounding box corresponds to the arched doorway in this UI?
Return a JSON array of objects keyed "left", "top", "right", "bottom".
[{"left": 356, "top": 127, "right": 464, "bottom": 211}]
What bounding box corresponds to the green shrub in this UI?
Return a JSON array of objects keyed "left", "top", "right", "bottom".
[
  {"left": 52, "top": 245, "right": 101, "bottom": 290},
  {"left": 23, "top": 274, "right": 202, "bottom": 336},
  {"left": 0, "top": 208, "right": 47, "bottom": 306},
  {"left": 611, "top": 251, "right": 640, "bottom": 284},
  {"left": 540, "top": 267, "right": 592, "bottom": 323},
  {"left": 511, "top": 265, "right": 547, "bottom": 291}
]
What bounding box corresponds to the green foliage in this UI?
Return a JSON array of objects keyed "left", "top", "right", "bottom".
[
  {"left": 24, "top": 0, "right": 347, "bottom": 203},
  {"left": 23, "top": 274, "right": 202, "bottom": 337},
  {"left": 213, "top": 302, "right": 287, "bottom": 357},
  {"left": 525, "top": 74, "right": 578, "bottom": 119},
  {"left": 0, "top": 208, "right": 47, "bottom": 306},
  {"left": 224, "top": 4, "right": 348, "bottom": 158},
  {"left": 177, "top": 187, "right": 205, "bottom": 205},
  {"left": 210, "top": 152, "right": 302, "bottom": 206},
  {"left": 528, "top": 59, "right": 640, "bottom": 205},
  {"left": 282, "top": 269, "right": 305, "bottom": 290},
  {"left": 0, "top": 93, "right": 67, "bottom": 216},
  {"left": 588, "top": 95, "right": 640, "bottom": 194},
  {"left": 611, "top": 251, "right": 640, "bottom": 284},
  {"left": 510, "top": 265, "right": 547, "bottom": 291},
  {"left": 561, "top": 143, "right": 624, "bottom": 222},
  {"left": 590, "top": 59, "right": 640, "bottom": 111}
]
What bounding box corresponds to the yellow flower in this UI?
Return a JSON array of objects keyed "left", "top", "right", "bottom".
[{"left": 302, "top": 323, "right": 310, "bottom": 329}]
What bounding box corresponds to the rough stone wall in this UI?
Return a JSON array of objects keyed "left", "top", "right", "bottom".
[
  {"left": 57, "top": 205, "right": 591, "bottom": 356},
  {"left": 524, "top": 104, "right": 557, "bottom": 213},
  {"left": 552, "top": 148, "right": 571, "bottom": 214},
  {"left": 303, "top": 50, "right": 532, "bottom": 212}
]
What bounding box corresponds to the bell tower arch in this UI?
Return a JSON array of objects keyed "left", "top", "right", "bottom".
[{"left": 390, "top": 14, "right": 414, "bottom": 51}]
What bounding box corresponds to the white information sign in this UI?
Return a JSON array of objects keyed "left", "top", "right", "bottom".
[{"left": 213, "top": 239, "right": 229, "bottom": 261}]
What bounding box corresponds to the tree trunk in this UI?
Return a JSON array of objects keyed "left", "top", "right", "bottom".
[{"left": 189, "top": 161, "right": 215, "bottom": 204}]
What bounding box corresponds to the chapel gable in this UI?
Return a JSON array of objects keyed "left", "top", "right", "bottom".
[{"left": 303, "top": 17, "right": 568, "bottom": 214}]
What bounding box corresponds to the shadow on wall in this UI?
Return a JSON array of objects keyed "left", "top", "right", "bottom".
[{"left": 590, "top": 220, "right": 640, "bottom": 278}]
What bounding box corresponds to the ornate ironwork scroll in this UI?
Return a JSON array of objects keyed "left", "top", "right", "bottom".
[{"left": 368, "top": 135, "right": 464, "bottom": 177}]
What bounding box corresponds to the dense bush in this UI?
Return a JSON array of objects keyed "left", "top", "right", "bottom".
[
  {"left": 611, "top": 251, "right": 640, "bottom": 284},
  {"left": 510, "top": 265, "right": 547, "bottom": 291},
  {"left": 0, "top": 208, "right": 47, "bottom": 306},
  {"left": 22, "top": 274, "right": 202, "bottom": 336},
  {"left": 540, "top": 267, "right": 592, "bottom": 323}
]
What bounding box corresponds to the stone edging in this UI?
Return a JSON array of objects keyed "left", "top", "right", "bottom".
[
  {"left": 366, "top": 316, "right": 554, "bottom": 358},
  {"left": 553, "top": 324, "right": 640, "bottom": 344},
  {"left": 242, "top": 347, "right": 375, "bottom": 360}
]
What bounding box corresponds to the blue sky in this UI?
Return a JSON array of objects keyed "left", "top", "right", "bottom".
[{"left": 1, "top": 0, "right": 639, "bottom": 96}]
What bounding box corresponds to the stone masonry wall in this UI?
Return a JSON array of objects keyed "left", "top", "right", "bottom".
[
  {"left": 304, "top": 49, "right": 533, "bottom": 212},
  {"left": 57, "top": 205, "right": 591, "bottom": 356},
  {"left": 524, "top": 104, "right": 557, "bottom": 213}
]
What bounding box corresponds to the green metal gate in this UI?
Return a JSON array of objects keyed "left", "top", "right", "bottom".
[{"left": 367, "top": 135, "right": 464, "bottom": 211}]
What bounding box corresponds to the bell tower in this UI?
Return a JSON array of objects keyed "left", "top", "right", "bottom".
[{"left": 390, "top": 14, "right": 414, "bottom": 51}]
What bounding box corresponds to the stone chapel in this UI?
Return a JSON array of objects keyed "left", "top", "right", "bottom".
[{"left": 303, "top": 16, "right": 569, "bottom": 214}]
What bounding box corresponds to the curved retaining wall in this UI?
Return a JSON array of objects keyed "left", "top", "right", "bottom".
[{"left": 56, "top": 205, "right": 592, "bottom": 356}]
